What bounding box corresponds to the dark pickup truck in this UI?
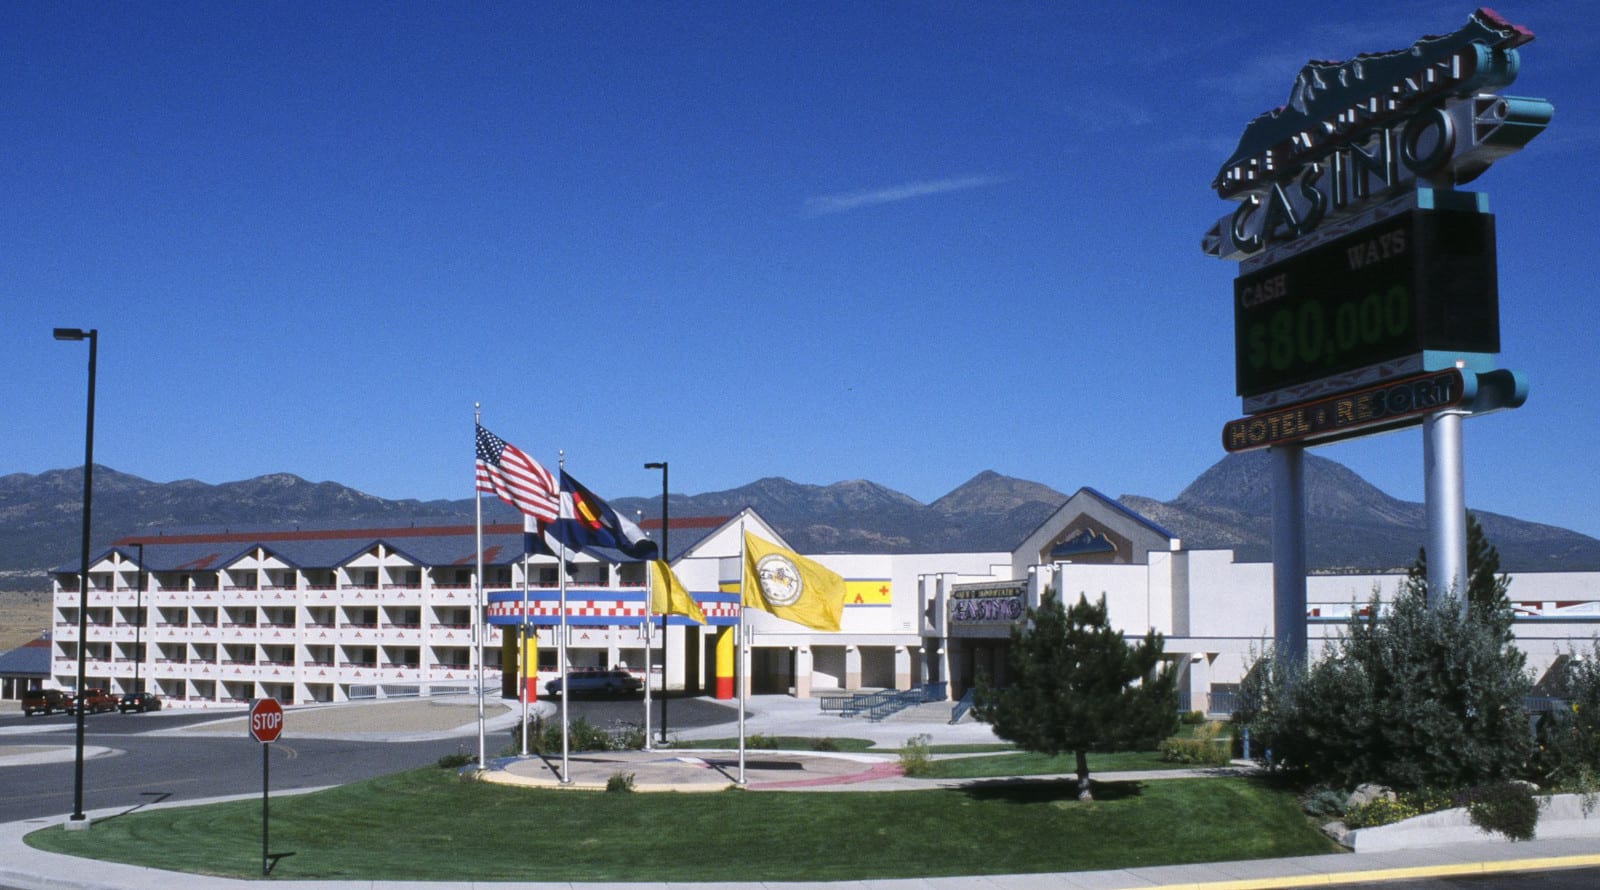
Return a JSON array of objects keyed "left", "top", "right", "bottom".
[{"left": 21, "top": 688, "right": 71, "bottom": 716}]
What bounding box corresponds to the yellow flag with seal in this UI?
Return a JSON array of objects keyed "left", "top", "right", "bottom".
[
  {"left": 741, "top": 531, "right": 846, "bottom": 631},
  {"left": 648, "top": 560, "right": 705, "bottom": 624}
]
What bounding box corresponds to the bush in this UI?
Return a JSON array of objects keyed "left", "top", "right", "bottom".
[
  {"left": 745, "top": 733, "right": 779, "bottom": 750},
  {"left": 1238, "top": 589, "right": 1532, "bottom": 790},
  {"left": 1300, "top": 788, "right": 1347, "bottom": 821},
  {"left": 607, "top": 721, "right": 645, "bottom": 750},
  {"left": 1401, "top": 787, "right": 1455, "bottom": 816},
  {"left": 1180, "top": 710, "right": 1207, "bottom": 725},
  {"left": 1461, "top": 782, "right": 1539, "bottom": 841},
  {"left": 1552, "top": 763, "right": 1600, "bottom": 817},
  {"left": 605, "top": 772, "right": 636, "bottom": 793},
  {"left": 509, "top": 715, "right": 624, "bottom": 753},
  {"left": 1339, "top": 782, "right": 1541, "bottom": 838},
  {"left": 899, "top": 733, "right": 933, "bottom": 777},
  {"left": 1343, "top": 797, "right": 1419, "bottom": 829},
  {"left": 1531, "top": 642, "right": 1600, "bottom": 793},
  {"left": 1158, "top": 721, "right": 1232, "bottom": 766},
  {"left": 809, "top": 737, "right": 839, "bottom": 752},
  {"left": 436, "top": 751, "right": 475, "bottom": 769}
]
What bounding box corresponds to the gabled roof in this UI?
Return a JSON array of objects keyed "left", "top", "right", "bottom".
[
  {"left": 1076, "top": 486, "right": 1176, "bottom": 541},
  {"left": 1019, "top": 487, "right": 1176, "bottom": 548}
]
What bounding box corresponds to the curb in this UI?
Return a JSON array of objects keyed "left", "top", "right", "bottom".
[{"left": 1173, "top": 853, "right": 1600, "bottom": 889}]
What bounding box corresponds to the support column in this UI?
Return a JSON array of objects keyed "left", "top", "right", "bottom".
[
  {"left": 523, "top": 634, "right": 538, "bottom": 702},
  {"left": 1187, "top": 653, "right": 1213, "bottom": 716},
  {"left": 499, "top": 631, "right": 518, "bottom": 699},
  {"left": 925, "top": 640, "right": 948, "bottom": 698},
  {"left": 794, "top": 646, "right": 813, "bottom": 698},
  {"left": 1271, "top": 445, "right": 1308, "bottom": 666},
  {"left": 713, "top": 625, "right": 734, "bottom": 700},
  {"left": 685, "top": 625, "right": 702, "bottom": 693},
  {"left": 1424, "top": 411, "right": 1469, "bottom": 614},
  {"left": 844, "top": 645, "right": 862, "bottom": 690}
]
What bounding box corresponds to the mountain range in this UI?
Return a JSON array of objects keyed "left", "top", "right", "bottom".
[{"left": 4, "top": 453, "right": 1598, "bottom": 591}]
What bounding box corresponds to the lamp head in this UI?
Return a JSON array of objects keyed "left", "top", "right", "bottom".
[{"left": 53, "top": 328, "right": 89, "bottom": 341}]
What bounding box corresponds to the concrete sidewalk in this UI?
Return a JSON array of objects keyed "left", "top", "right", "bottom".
[
  {"left": 4, "top": 810, "right": 1597, "bottom": 890},
  {"left": 4, "top": 693, "right": 1600, "bottom": 889}
]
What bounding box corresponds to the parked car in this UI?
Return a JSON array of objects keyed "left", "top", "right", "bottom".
[
  {"left": 544, "top": 669, "right": 643, "bottom": 697},
  {"left": 71, "top": 687, "right": 119, "bottom": 714},
  {"left": 21, "top": 688, "right": 72, "bottom": 716},
  {"left": 118, "top": 691, "right": 162, "bottom": 713}
]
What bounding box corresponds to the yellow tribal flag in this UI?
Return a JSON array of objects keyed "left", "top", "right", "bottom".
[
  {"left": 741, "top": 531, "right": 846, "bottom": 631},
  {"left": 648, "top": 560, "right": 705, "bottom": 624}
]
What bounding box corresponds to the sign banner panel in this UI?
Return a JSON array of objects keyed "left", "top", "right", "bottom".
[
  {"left": 949, "top": 583, "right": 1025, "bottom": 627},
  {"left": 1223, "top": 368, "right": 1465, "bottom": 452}
]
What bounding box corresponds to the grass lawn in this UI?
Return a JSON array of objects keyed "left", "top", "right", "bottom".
[{"left": 27, "top": 767, "right": 1340, "bottom": 882}]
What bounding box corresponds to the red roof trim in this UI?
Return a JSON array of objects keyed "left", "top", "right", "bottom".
[{"left": 110, "top": 516, "right": 732, "bottom": 546}]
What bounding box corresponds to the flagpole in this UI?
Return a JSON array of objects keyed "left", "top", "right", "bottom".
[
  {"left": 473, "top": 404, "right": 486, "bottom": 772},
  {"left": 519, "top": 525, "right": 531, "bottom": 758},
  {"left": 558, "top": 451, "right": 570, "bottom": 785},
  {"left": 737, "top": 523, "right": 747, "bottom": 786},
  {"left": 642, "top": 571, "right": 653, "bottom": 752}
]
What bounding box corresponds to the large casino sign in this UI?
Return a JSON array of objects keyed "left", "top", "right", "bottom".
[
  {"left": 1207, "top": 9, "right": 1549, "bottom": 438},
  {"left": 1202, "top": 10, "right": 1551, "bottom": 264}
]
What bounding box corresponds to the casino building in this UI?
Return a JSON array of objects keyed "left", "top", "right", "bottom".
[{"left": 47, "top": 493, "right": 1600, "bottom": 710}]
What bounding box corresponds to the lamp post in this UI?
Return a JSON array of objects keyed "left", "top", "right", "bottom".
[
  {"left": 54, "top": 326, "right": 97, "bottom": 827},
  {"left": 134, "top": 541, "right": 145, "bottom": 694},
  {"left": 643, "top": 461, "right": 668, "bottom": 743}
]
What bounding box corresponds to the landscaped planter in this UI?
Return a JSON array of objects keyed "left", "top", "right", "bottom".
[{"left": 1329, "top": 794, "right": 1599, "bottom": 852}]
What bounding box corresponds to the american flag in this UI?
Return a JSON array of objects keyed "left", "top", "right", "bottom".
[{"left": 475, "top": 424, "right": 558, "bottom": 522}]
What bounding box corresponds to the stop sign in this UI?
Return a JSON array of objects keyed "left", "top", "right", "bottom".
[{"left": 249, "top": 698, "right": 284, "bottom": 743}]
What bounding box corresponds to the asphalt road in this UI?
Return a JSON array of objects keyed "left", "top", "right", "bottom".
[
  {"left": 0, "top": 694, "right": 741, "bottom": 825},
  {"left": 1343, "top": 868, "right": 1600, "bottom": 888}
]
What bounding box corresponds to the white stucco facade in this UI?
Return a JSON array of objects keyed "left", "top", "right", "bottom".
[{"left": 46, "top": 495, "right": 1600, "bottom": 710}]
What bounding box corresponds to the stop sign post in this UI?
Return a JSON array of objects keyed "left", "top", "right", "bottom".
[{"left": 249, "top": 698, "right": 283, "bottom": 875}]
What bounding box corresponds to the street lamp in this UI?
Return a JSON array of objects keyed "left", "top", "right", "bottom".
[
  {"left": 54, "top": 326, "right": 97, "bottom": 827},
  {"left": 643, "top": 461, "right": 668, "bottom": 743}
]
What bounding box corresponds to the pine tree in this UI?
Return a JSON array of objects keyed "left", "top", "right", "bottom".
[
  {"left": 1246, "top": 516, "right": 1532, "bottom": 788},
  {"left": 1403, "top": 512, "right": 1514, "bottom": 640},
  {"left": 974, "top": 593, "right": 1177, "bottom": 800}
]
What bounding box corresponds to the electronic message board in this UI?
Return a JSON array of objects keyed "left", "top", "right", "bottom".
[{"left": 1233, "top": 208, "right": 1497, "bottom": 399}]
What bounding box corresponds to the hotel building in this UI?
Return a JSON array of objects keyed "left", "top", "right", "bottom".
[{"left": 47, "top": 493, "right": 1600, "bottom": 710}]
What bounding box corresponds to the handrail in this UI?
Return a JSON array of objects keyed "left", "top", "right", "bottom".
[
  {"left": 819, "top": 684, "right": 952, "bottom": 722},
  {"left": 949, "top": 687, "right": 976, "bottom": 724}
]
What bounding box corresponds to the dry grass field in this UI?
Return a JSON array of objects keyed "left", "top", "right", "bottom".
[{"left": 0, "top": 590, "right": 52, "bottom": 652}]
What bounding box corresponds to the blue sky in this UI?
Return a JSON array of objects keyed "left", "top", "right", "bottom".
[{"left": 6, "top": 2, "right": 1598, "bottom": 540}]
